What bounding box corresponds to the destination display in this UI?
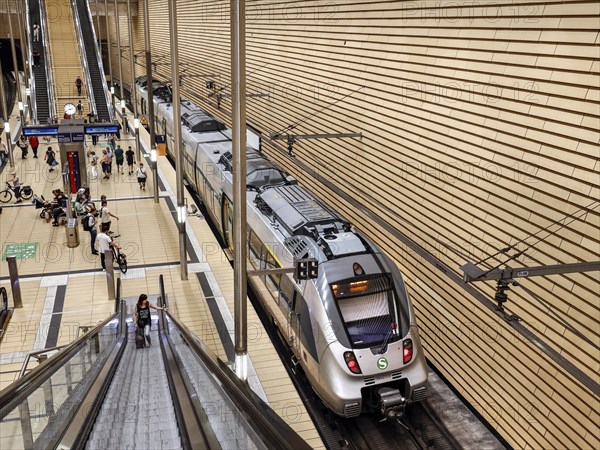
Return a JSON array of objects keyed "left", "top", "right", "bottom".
[
  {"left": 58, "top": 132, "right": 85, "bottom": 143},
  {"left": 22, "top": 126, "right": 59, "bottom": 136},
  {"left": 84, "top": 124, "right": 120, "bottom": 135}
]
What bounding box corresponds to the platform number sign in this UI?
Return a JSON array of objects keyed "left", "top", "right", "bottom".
[{"left": 377, "top": 357, "right": 388, "bottom": 370}]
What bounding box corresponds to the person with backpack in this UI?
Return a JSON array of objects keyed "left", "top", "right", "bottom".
[
  {"left": 83, "top": 206, "right": 99, "bottom": 255},
  {"left": 76, "top": 100, "right": 83, "bottom": 118},
  {"left": 136, "top": 162, "right": 147, "bottom": 190},
  {"left": 133, "top": 294, "right": 165, "bottom": 348},
  {"left": 75, "top": 76, "right": 83, "bottom": 96},
  {"left": 45, "top": 147, "right": 58, "bottom": 172}
]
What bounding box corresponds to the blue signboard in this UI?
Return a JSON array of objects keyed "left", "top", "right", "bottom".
[
  {"left": 22, "top": 126, "right": 59, "bottom": 136},
  {"left": 85, "top": 124, "right": 120, "bottom": 135},
  {"left": 72, "top": 132, "right": 85, "bottom": 142}
]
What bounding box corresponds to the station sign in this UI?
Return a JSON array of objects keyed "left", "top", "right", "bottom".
[{"left": 58, "top": 132, "right": 84, "bottom": 143}]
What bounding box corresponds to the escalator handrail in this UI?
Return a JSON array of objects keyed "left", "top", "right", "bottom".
[
  {"left": 39, "top": 0, "right": 57, "bottom": 120},
  {"left": 71, "top": 0, "right": 97, "bottom": 117},
  {"left": 81, "top": 0, "right": 113, "bottom": 121},
  {"left": 24, "top": 0, "right": 37, "bottom": 123},
  {"left": 0, "top": 311, "right": 119, "bottom": 420},
  {"left": 163, "top": 309, "right": 312, "bottom": 450}
]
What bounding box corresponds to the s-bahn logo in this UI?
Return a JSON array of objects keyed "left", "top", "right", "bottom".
[{"left": 377, "top": 357, "right": 388, "bottom": 370}]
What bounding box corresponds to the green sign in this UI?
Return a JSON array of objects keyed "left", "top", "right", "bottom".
[
  {"left": 2, "top": 243, "right": 39, "bottom": 261},
  {"left": 377, "top": 357, "right": 388, "bottom": 370}
]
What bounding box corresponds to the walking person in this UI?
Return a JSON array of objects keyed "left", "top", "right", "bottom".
[
  {"left": 133, "top": 294, "right": 166, "bottom": 348},
  {"left": 136, "top": 162, "right": 147, "bottom": 190},
  {"left": 83, "top": 206, "right": 99, "bottom": 255},
  {"left": 96, "top": 224, "right": 119, "bottom": 270},
  {"left": 76, "top": 100, "right": 83, "bottom": 118},
  {"left": 17, "top": 136, "right": 28, "bottom": 159},
  {"left": 89, "top": 151, "right": 99, "bottom": 179},
  {"left": 99, "top": 198, "right": 119, "bottom": 233},
  {"left": 32, "top": 50, "right": 40, "bottom": 67},
  {"left": 9, "top": 171, "right": 22, "bottom": 203},
  {"left": 29, "top": 135, "right": 39, "bottom": 158},
  {"left": 75, "top": 76, "right": 83, "bottom": 96},
  {"left": 106, "top": 146, "right": 114, "bottom": 175},
  {"left": 101, "top": 149, "right": 110, "bottom": 179},
  {"left": 33, "top": 23, "right": 40, "bottom": 42},
  {"left": 125, "top": 146, "right": 135, "bottom": 175},
  {"left": 114, "top": 145, "right": 124, "bottom": 174},
  {"left": 45, "top": 146, "right": 58, "bottom": 172}
]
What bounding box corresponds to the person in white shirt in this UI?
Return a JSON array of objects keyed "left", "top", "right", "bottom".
[
  {"left": 33, "top": 24, "right": 40, "bottom": 42},
  {"left": 96, "top": 224, "right": 119, "bottom": 270},
  {"left": 136, "top": 162, "right": 147, "bottom": 190},
  {"left": 99, "top": 199, "right": 119, "bottom": 233}
]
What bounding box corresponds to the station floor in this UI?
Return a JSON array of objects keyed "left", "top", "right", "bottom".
[{"left": 0, "top": 107, "right": 324, "bottom": 449}]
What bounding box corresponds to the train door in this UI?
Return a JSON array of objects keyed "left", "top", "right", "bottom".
[
  {"left": 279, "top": 275, "right": 298, "bottom": 347},
  {"left": 222, "top": 195, "right": 234, "bottom": 252}
]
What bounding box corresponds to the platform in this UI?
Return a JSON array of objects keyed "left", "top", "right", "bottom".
[{"left": 0, "top": 107, "right": 324, "bottom": 449}]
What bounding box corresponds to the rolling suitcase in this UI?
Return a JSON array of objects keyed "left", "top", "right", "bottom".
[{"left": 135, "top": 326, "right": 145, "bottom": 349}]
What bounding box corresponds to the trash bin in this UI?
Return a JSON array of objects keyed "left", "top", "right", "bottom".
[{"left": 66, "top": 218, "right": 80, "bottom": 248}]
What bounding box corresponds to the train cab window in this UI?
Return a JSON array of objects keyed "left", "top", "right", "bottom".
[
  {"left": 261, "top": 244, "right": 281, "bottom": 301},
  {"left": 247, "top": 168, "right": 287, "bottom": 188},
  {"left": 248, "top": 231, "right": 262, "bottom": 269},
  {"left": 331, "top": 275, "right": 399, "bottom": 349}
]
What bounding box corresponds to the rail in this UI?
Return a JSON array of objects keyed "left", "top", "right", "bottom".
[
  {"left": 0, "top": 310, "right": 121, "bottom": 449},
  {"left": 24, "top": 0, "right": 36, "bottom": 123},
  {"left": 82, "top": 0, "right": 113, "bottom": 121},
  {"left": 40, "top": 0, "right": 58, "bottom": 120},
  {"left": 71, "top": 0, "right": 96, "bottom": 117},
  {"left": 158, "top": 274, "right": 312, "bottom": 450}
]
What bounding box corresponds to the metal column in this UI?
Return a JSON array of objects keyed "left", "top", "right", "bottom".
[
  {"left": 105, "top": 0, "right": 113, "bottom": 113},
  {"left": 143, "top": 0, "right": 158, "bottom": 203},
  {"left": 127, "top": 0, "right": 139, "bottom": 160},
  {"left": 114, "top": 0, "right": 124, "bottom": 116},
  {"left": 168, "top": 0, "right": 187, "bottom": 280},
  {"left": 7, "top": 256, "right": 23, "bottom": 308},
  {"left": 7, "top": 0, "right": 23, "bottom": 124},
  {"left": 231, "top": 0, "right": 248, "bottom": 379},
  {"left": 0, "top": 53, "right": 6, "bottom": 121},
  {"left": 15, "top": 0, "right": 30, "bottom": 123}
]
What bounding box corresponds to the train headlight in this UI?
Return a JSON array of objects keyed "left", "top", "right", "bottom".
[
  {"left": 344, "top": 351, "right": 362, "bottom": 374},
  {"left": 403, "top": 339, "right": 413, "bottom": 364}
]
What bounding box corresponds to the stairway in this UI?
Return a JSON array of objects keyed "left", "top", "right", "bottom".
[
  {"left": 45, "top": 0, "right": 87, "bottom": 115},
  {"left": 28, "top": 0, "right": 51, "bottom": 123},
  {"left": 73, "top": 0, "right": 110, "bottom": 121},
  {"left": 85, "top": 327, "right": 182, "bottom": 449}
]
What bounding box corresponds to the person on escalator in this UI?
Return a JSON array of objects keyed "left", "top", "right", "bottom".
[
  {"left": 75, "top": 76, "right": 83, "bottom": 96},
  {"left": 33, "top": 24, "right": 40, "bottom": 42},
  {"left": 133, "top": 294, "right": 166, "bottom": 348}
]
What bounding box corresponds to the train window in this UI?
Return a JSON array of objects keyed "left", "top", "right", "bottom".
[
  {"left": 279, "top": 275, "right": 296, "bottom": 309},
  {"left": 332, "top": 275, "right": 399, "bottom": 348},
  {"left": 248, "top": 231, "right": 262, "bottom": 269},
  {"left": 262, "top": 245, "right": 281, "bottom": 301}
]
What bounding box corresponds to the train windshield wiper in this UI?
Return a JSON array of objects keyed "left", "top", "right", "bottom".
[{"left": 379, "top": 322, "right": 397, "bottom": 354}]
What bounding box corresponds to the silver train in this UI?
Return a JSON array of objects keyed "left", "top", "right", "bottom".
[{"left": 136, "top": 79, "right": 428, "bottom": 419}]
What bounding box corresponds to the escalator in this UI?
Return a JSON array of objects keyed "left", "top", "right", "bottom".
[
  {"left": 72, "top": 0, "right": 111, "bottom": 122},
  {"left": 27, "top": 0, "right": 52, "bottom": 123},
  {"left": 0, "top": 276, "right": 310, "bottom": 450}
]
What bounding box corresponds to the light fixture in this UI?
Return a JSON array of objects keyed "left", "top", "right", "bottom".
[
  {"left": 110, "top": 86, "right": 115, "bottom": 95},
  {"left": 134, "top": 118, "right": 140, "bottom": 129},
  {"left": 18, "top": 102, "right": 24, "bottom": 111},
  {"left": 150, "top": 148, "right": 157, "bottom": 162},
  {"left": 120, "top": 99, "right": 126, "bottom": 110},
  {"left": 177, "top": 205, "right": 186, "bottom": 224},
  {"left": 4, "top": 122, "right": 10, "bottom": 133},
  {"left": 25, "top": 88, "right": 31, "bottom": 96},
  {"left": 235, "top": 353, "right": 248, "bottom": 380}
]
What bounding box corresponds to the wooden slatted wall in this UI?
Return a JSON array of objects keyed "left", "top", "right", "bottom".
[{"left": 103, "top": 1, "right": 600, "bottom": 448}]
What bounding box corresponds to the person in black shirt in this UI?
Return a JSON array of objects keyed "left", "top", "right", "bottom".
[
  {"left": 133, "top": 294, "right": 165, "bottom": 347},
  {"left": 125, "top": 146, "right": 135, "bottom": 175}
]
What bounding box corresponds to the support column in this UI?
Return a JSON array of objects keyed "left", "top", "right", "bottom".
[
  {"left": 127, "top": 0, "right": 139, "bottom": 160},
  {"left": 105, "top": 0, "right": 114, "bottom": 114},
  {"left": 143, "top": 0, "right": 158, "bottom": 203},
  {"left": 7, "top": 256, "right": 23, "bottom": 308},
  {"left": 16, "top": 0, "right": 30, "bottom": 124},
  {"left": 0, "top": 53, "right": 6, "bottom": 121},
  {"left": 168, "top": 0, "right": 187, "bottom": 280},
  {"left": 231, "top": 0, "right": 248, "bottom": 379},
  {"left": 114, "top": 0, "right": 125, "bottom": 117},
  {"left": 7, "top": 0, "right": 23, "bottom": 124},
  {"left": 105, "top": 250, "right": 115, "bottom": 300}
]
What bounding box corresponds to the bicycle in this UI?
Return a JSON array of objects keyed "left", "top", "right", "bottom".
[
  {"left": 0, "top": 182, "right": 34, "bottom": 203},
  {"left": 110, "top": 234, "right": 128, "bottom": 274}
]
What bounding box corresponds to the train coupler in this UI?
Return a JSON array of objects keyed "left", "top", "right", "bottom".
[{"left": 378, "top": 387, "right": 406, "bottom": 421}]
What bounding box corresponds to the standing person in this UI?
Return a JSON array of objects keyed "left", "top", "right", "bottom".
[
  {"left": 91, "top": 133, "right": 98, "bottom": 146},
  {"left": 0, "top": 137, "right": 8, "bottom": 166},
  {"left": 83, "top": 206, "right": 99, "bottom": 255},
  {"left": 9, "top": 171, "right": 22, "bottom": 203},
  {"left": 106, "top": 146, "right": 114, "bottom": 176},
  {"left": 75, "top": 76, "right": 83, "bottom": 96},
  {"left": 45, "top": 146, "right": 57, "bottom": 172},
  {"left": 18, "top": 136, "right": 28, "bottom": 159},
  {"left": 125, "top": 146, "right": 135, "bottom": 175},
  {"left": 101, "top": 149, "right": 110, "bottom": 179},
  {"left": 133, "top": 294, "right": 165, "bottom": 348},
  {"left": 76, "top": 100, "right": 83, "bottom": 118},
  {"left": 89, "top": 151, "right": 99, "bottom": 179},
  {"left": 99, "top": 198, "right": 119, "bottom": 233},
  {"left": 136, "top": 162, "right": 147, "bottom": 190},
  {"left": 96, "top": 224, "right": 119, "bottom": 270},
  {"left": 32, "top": 50, "right": 40, "bottom": 67},
  {"left": 33, "top": 23, "right": 40, "bottom": 42},
  {"left": 114, "top": 145, "right": 124, "bottom": 174},
  {"left": 29, "top": 135, "right": 39, "bottom": 158}
]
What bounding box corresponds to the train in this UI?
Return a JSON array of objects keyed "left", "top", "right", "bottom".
[{"left": 135, "top": 77, "right": 429, "bottom": 419}]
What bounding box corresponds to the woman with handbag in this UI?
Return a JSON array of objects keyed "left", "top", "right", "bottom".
[
  {"left": 133, "top": 294, "right": 166, "bottom": 348},
  {"left": 45, "top": 147, "right": 58, "bottom": 172}
]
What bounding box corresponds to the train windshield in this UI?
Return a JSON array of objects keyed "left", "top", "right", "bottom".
[{"left": 331, "top": 274, "right": 400, "bottom": 348}]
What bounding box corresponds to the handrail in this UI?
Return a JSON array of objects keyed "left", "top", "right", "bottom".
[
  {"left": 24, "top": 0, "right": 37, "bottom": 123},
  {"left": 71, "top": 0, "right": 97, "bottom": 117},
  {"left": 0, "top": 311, "right": 118, "bottom": 420},
  {"left": 158, "top": 275, "right": 311, "bottom": 450},
  {"left": 115, "top": 277, "right": 121, "bottom": 313},
  {"left": 82, "top": 0, "right": 113, "bottom": 121},
  {"left": 40, "top": 0, "right": 57, "bottom": 120}
]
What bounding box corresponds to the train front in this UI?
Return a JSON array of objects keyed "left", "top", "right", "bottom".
[{"left": 315, "top": 243, "right": 428, "bottom": 420}]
